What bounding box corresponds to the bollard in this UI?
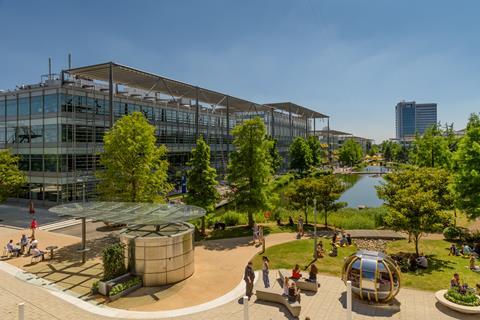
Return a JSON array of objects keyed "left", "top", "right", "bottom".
[
  {"left": 346, "top": 280, "right": 352, "bottom": 320},
  {"left": 18, "top": 302, "right": 25, "bottom": 320},
  {"left": 243, "top": 295, "right": 249, "bottom": 320}
]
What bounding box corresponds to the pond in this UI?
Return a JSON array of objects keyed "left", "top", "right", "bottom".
[{"left": 338, "top": 166, "right": 386, "bottom": 208}]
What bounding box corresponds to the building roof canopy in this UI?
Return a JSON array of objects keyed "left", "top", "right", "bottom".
[{"left": 266, "top": 102, "right": 328, "bottom": 119}]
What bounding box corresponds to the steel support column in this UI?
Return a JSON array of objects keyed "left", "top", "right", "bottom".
[
  {"left": 305, "top": 117, "right": 308, "bottom": 138},
  {"left": 270, "top": 108, "right": 275, "bottom": 137},
  {"left": 195, "top": 87, "right": 199, "bottom": 139},
  {"left": 109, "top": 63, "right": 114, "bottom": 128}
]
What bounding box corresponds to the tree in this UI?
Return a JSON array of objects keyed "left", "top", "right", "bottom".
[
  {"left": 186, "top": 136, "right": 219, "bottom": 234},
  {"left": 376, "top": 166, "right": 453, "bottom": 255},
  {"left": 453, "top": 113, "right": 480, "bottom": 219},
  {"left": 286, "top": 176, "right": 344, "bottom": 225},
  {"left": 338, "top": 139, "right": 363, "bottom": 167},
  {"left": 97, "top": 112, "right": 172, "bottom": 202},
  {"left": 289, "top": 137, "right": 313, "bottom": 174},
  {"left": 267, "top": 137, "right": 282, "bottom": 174},
  {"left": 228, "top": 117, "right": 273, "bottom": 227},
  {"left": 314, "top": 174, "right": 346, "bottom": 227},
  {"left": 307, "top": 135, "right": 324, "bottom": 166},
  {"left": 0, "top": 150, "right": 26, "bottom": 202},
  {"left": 409, "top": 124, "right": 452, "bottom": 169},
  {"left": 368, "top": 144, "right": 380, "bottom": 156}
]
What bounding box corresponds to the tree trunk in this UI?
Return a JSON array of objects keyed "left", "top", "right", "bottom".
[
  {"left": 304, "top": 206, "right": 308, "bottom": 225},
  {"left": 324, "top": 209, "right": 328, "bottom": 228},
  {"left": 414, "top": 233, "right": 420, "bottom": 256},
  {"left": 453, "top": 208, "right": 457, "bottom": 227},
  {"left": 201, "top": 216, "right": 206, "bottom": 235},
  {"left": 248, "top": 211, "right": 254, "bottom": 228}
]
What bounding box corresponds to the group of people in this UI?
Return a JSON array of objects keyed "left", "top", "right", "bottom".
[
  {"left": 450, "top": 273, "right": 480, "bottom": 294},
  {"left": 244, "top": 257, "right": 319, "bottom": 304},
  {"left": 5, "top": 234, "right": 43, "bottom": 259},
  {"left": 449, "top": 243, "right": 480, "bottom": 257}
]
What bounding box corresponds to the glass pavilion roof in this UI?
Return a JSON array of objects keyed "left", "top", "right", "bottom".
[{"left": 49, "top": 202, "right": 206, "bottom": 226}]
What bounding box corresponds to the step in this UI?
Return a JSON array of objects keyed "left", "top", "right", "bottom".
[{"left": 39, "top": 219, "right": 90, "bottom": 231}]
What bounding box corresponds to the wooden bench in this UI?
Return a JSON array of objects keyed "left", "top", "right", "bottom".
[
  {"left": 278, "top": 269, "right": 318, "bottom": 292},
  {"left": 256, "top": 287, "right": 301, "bottom": 317}
]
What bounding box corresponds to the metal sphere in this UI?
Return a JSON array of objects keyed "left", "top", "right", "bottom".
[{"left": 342, "top": 250, "right": 401, "bottom": 302}]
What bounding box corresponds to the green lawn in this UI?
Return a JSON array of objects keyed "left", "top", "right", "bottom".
[
  {"left": 251, "top": 238, "right": 480, "bottom": 292},
  {"left": 386, "top": 239, "right": 480, "bottom": 291},
  {"left": 252, "top": 239, "right": 357, "bottom": 276}
]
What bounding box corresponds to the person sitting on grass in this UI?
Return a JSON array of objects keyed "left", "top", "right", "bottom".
[
  {"left": 449, "top": 244, "right": 459, "bottom": 256},
  {"left": 316, "top": 241, "right": 324, "bottom": 258},
  {"left": 415, "top": 253, "right": 428, "bottom": 269},
  {"left": 332, "top": 232, "right": 338, "bottom": 244},
  {"left": 291, "top": 264, "right": 302, "bottom": 280},
  {"left": 339, "top": 232, "right": 347, "bottom": 247},
  {"left": 288, "top": 282, "right": 301, "bottom": 303},
  {"left": 450, "top": 273, "right": 461, "bottom": 288},
  {"left": 308, "top": 264, "right": 318, "bottom": 282},
  {"left": 462, "top": 243, "right": 473, "bottom": 256},
  {"left": 469, "top": 255, "right": 480, "bottom": 272},
  {"left": 329, "top": 243, "right": 338, "bottom": 257},
  {"left": 346, "top": 233, "right": 352, "bottom": 246}
]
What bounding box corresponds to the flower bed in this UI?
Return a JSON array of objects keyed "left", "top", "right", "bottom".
[
  {"left": 108, "top": 276, "right": 142, "bottom": 301},
  {"left": 444, "top": 287, "right": 480, "bottom": 307}
]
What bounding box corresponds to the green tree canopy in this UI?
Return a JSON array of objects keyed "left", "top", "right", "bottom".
[
  {"left": 453, "top": 113, "right": 480, "bottom": 219},
  {"left": 97, "top": 112, "right": 172, "bottom": 202},
  {"left": 228, "top": 117, "right": 273, "bottom": 227},
  {"left": 289, "top": 137, "right": 313, "bottom": 174},
  {"left": 368, "top": 144, "right": 380, "bottom": 156},
  {"left": 186, "top": 136, "right": 219, "bottom": 234},
  {"left": 338, "top": 139, "right": 363, "bottom": 167},
  {"left": 307, "top": 135, "right": 324, "bottom": 166},
  {"left": 0, "top": 150, "right": 26, "bottom": 202},
  {"left": 376, "top": 166, "right": 453, "bottom": 255},
  {"left": 285, "top": 175, "right": 345, "bottom": 225},
  {"left": 409, "top": 124, "right": 452, "bottom": 169},
  {"left": 267, "top": 137, "right": 282, "bottom": 174}
]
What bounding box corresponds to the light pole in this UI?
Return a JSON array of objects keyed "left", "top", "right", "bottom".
[
  {"left": 77, "top": 177, "right": 87, "bottom": 264},
  {"left": 313, "top": 198, "right": 318, "bottom": 259}
]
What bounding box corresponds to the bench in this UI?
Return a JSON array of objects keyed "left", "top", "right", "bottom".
[
  {"left": 256, "top": 287, "right": 301, "bottom": 317},
  {"left": 278, "top": 269, "right": 318, "bottom": 292}
]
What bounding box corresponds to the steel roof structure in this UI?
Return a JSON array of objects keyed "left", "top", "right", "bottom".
[
  {"left": 65, "top": 62, "right": 327, "bottom": 118},
  {"left": 49, "top": 202, "right": 206, "bottom": 226}
]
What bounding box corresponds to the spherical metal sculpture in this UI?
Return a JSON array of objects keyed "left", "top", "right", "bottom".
[{"left": 342, "top": 250, "right": 401, "bottom": 302}]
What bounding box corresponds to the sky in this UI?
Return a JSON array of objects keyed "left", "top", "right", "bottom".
[{"left": 1, "top": 0, "right": 479, "bottom": 142}]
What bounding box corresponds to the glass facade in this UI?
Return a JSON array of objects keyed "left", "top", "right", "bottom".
[
  {"left": 395, "top": 101, "right": 437, "bottom": 140},
  {"left": 0, "top": 81, "right": 311, "bottom": 203}
]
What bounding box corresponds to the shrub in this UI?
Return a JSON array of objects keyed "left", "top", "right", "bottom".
[
  {"left": 444, "top": 287, "right": 480, "bottom": 307},
  {"left": 102, "top": 243, "right": 127, "bottom": 281},
  {"left": 443, "top": 227, "right": 460, "bottom": 240},
  {"left": 465, "top": 230, "right": 480, "bottom": 242},
  {"left": 109, "top": 276, "right": 142, "bottom": 296},
  {"left": 222, "top": 211, "right": 245, "bottom": 226}
]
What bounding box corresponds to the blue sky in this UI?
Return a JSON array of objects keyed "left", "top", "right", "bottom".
[{"left": 1, "top": 0, "right": 479, "bottom": 141}]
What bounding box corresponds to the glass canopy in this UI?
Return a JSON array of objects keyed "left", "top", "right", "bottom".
[{"left": 49, "top": 202, "right": 206, "bottom": 226}]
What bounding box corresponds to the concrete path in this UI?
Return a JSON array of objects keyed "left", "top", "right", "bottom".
[{"left": 347, "top": 229, "right": 405, "bottom": 240}]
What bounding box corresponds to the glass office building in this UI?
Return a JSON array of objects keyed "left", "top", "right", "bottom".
[
  {"left": 395, "top": 101, "right": 437, "bottom": 141},
  {"left": 0, "top": 62, "right": 327, "bottom": 203}
]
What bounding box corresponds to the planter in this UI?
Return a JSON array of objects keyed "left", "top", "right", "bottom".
[
  {"left": 108, "top": 282, "right": 142, "bottom": 301},
  {"left": 435, "top": 290, "right": 480, "bottom": 314},
  {"left": 98, "top": 273, "right": 132, "bottom": 296}
]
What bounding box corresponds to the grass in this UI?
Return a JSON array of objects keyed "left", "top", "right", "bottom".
[
  {"left": 386, "top": 239, "right": 480, "bottom": 291},
  {"left": 251, "top": 239, "right": 357, "bottom": 276},
  {"left": 250, "top": 238, "right": 480, "bottom": 292}
]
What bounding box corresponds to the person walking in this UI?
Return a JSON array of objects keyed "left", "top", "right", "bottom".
[
  {"left": 298, "top": 216, "right": 304, "bottom": 237},
  {"left": 262, "top": 256, "right": 270, "bottom": 288},
  {"left": 30, "top": 218, "right": 38, "bottom": 238},
  {"left": 244, "top": 261, "right": 255, "bottom": 299}
]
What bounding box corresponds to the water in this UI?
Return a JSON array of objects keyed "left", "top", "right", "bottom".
[{"left": 338, "top": 166, "right": 385, "bottom": 208}]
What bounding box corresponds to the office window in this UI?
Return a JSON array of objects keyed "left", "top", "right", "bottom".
[
  {"left": 44, "top": 124, "right": 58, "bottom": 142},
  {"left": 18, "top": 97, "right": 29, "bottom": 116},
  {"left": 44, "top": 94, "right": 58, "bottom": 113},
  {"left": 31, "top": 96, "right": 43, "bottom": 115},
  {"left": 6, "top": 99, "right": 16, "bottom": 117}
]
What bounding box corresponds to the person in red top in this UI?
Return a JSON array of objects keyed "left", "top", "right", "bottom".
[
  {"left": 30, "top": 218, "right": 38, "bottom": 238},
  {"left": 291, "top": 264, "right": 302, "bottom": 280}
]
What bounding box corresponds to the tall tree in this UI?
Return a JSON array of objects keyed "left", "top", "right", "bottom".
[
  {"left": 307, "top": 135, "right": 323, "bottom": 166},
  {"left": 0, "top": 150, "right": 26, "bottom": 202},
  {"left": 377, "top": 166, "right": 453, "bottom": 255},
  {"left": 289, "top": 137, "right": 313, "bottom": 174},
  {"left": 228, "top": 117, "right": 273, "bottom": 227},
  {"left": 314, "top": 174, "right": 346, "bottom": 227},
  {"left": 453, "top": 113, "right": 480, "bottom": 219},
  {"left": 338, "top": 139, "right": 363, "bottom": 167},
  {"left": 285, "top": 178, "right": 318, "bottom": 225},
  {"left": 186, "top": 136, "right": 219, "bottom": 234},
  {"left": 409, "top": 124, "right": 452, "bottom": 169},
  {"left": 97, "top": 112, "right": 172, "bottom": 202},
  {"left": 267, "top": 137, "right": 282, "bottom": 174}
]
